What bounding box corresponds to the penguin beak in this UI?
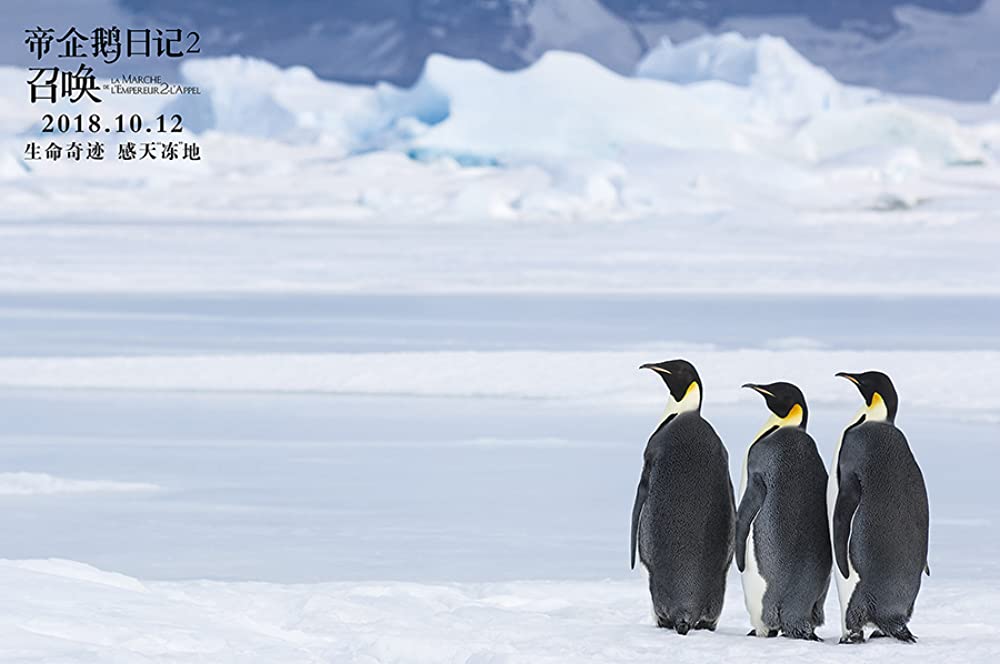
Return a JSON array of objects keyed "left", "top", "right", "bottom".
[
  {"left": 835, "top": 372, "right": 861, "bottom": 386},
  {"left": 742, "top": 383, "right": 774, "bottom": 397},
  {"left": 639, "top": 363, "right": 671, "bottom": 375}
]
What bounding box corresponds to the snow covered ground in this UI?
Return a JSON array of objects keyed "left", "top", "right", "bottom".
[
  {"left": 0, "top": 32, "right": 997, "bottom": 662},
  {"left": 3, "top": 560, "right": 999, "bottom": 663}
]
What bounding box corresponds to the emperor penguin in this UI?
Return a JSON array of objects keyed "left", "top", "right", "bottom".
[
  {"left": 737, "top": 382, "right": 831, "bottom": 641},
  {"left": 829, "top": 371, "right": 929, "bottom": 644},
  {"left": 630, "top": 359, "right": 735, "bottom": 635}
]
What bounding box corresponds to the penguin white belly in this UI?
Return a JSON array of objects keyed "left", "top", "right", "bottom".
[
  {"left": 833, "top": 519, "right": 861, "bottom": 635},
  {"left": 828, "top": 449, "right": 861, "bottom": 637},
  {"left": 636, "top": 504, "right": 650, "bottom": 581},
  {"left": 741, "top": 519, "right": 769, "bottom": 635},
  {"left": 738, "top": 443, "right": 768, "bottom": 635}
]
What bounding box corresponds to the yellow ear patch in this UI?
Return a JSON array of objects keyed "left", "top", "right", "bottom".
[
  {"left": 750, "top": 401, "right": 802, "bottom": 444},
  {"left": 658, "top": 379, "right": 701, "bottom": 422},
  {"left": 783, "top": 403, "right": 803, "bottom": 425},
  {"left": 865, "top": 392, "right": 890, "bottom": 422}
]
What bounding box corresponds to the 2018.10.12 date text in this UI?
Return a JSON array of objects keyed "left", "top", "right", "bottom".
[{"left": 40, "top": 113, "right": 184, "bottom": 134}]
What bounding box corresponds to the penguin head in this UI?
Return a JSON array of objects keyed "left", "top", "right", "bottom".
[
  {"left": 835, "top": 370, "right": 898, "bottom": 423},
  {"left": 742, "top": 381, "right": 808, "bottom": 430},
  {"left": 639, "top": 359, "right": 702, "bottom": 414}
]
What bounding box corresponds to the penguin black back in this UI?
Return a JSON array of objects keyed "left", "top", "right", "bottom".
[
  {"left": 831, "top": 371, "right": 929, "bottom": 644},
  {"left": 834, "top": 421, "right": 929, "bottom": 637},
  {"left": 737, "top": 382, "right": 830, "bottom": 640},
  {"left": 631, "top": 359, "right": 736, "bottom": 635},
  {"left": 739, "top": 428, "right": 831, "bottom": 638}
]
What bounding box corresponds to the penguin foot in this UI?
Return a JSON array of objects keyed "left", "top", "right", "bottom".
[
  {"left": 887, "top": 627, "right": 917, "bottom": 643},
  {"left": 693, "top": 620, "right": 716, "bottom": 631},
  {"left": 747, "top": 629, "right": 778, "bottom": 637},
  {"left": 655, "top": 616, "right": 673, "bottom": 630},
  {"left": 782, "top": 630, "right": 822, "bottom": 642},
  {"left": 874, "top": 623, "right": 917, "bottom": 642},
  {"left": 839, "top": 631, "right": 865, "bottom": 644},
  {"left": 674, "top": 621, "right": 691, "bottom": 636}
]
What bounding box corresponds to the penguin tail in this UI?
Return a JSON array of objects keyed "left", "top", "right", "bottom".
[
  {"left": 653, "top": 604, "right": 692, "bottom": 635},
  {"left": 874, "top": 618, "right": 917, "bottom": 643},
  {"left": 811, "top": 600, "right": 825, "bottom": 626},
  {"left": 781, "top": 623, "right": 822, "bottom": 641}
]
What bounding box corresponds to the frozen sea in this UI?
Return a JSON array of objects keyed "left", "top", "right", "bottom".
[
  {"left": 0, "top": 290, "right": 996, "bottom": 661},
  {"left": 0, "top": 291, "right": 995, "bottom": 583}
]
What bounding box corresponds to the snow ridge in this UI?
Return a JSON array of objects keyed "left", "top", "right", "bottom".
[
  {"left": 0, "top": 473, "right": 159, "bottom": 496},
  {"left": 0, "top": 559, "right": 997, "bottom": 662},
  {"left": 0, "top": 350, "right": 993, "bottom": 415}
]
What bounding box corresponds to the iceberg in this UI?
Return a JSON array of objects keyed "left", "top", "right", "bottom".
[
  {"left": 0, "top": 145, "right": 29, "bottom": 178},
  {"left": 635, "top": 32, "right": 872, "bottom": 123},
  {"left": 1, "top": 32, "right": 993, "bottom": 222},
  {"left": 795, "top": 103, "right": 984, "bottom": 164},
  {"left": 165, "top": 51, "right": 747, "bottom": 163},
  {"left": 389, "top": 51, "right": 746, "bottom": 162},
  {"left": 157, "top": 39, "right": 986, "bottom": 169},
  {"left": 0, "top": 67, "right": 40, "bottom": 135},
  {"left": 636, "top": 32, "right": 832, "bottom": 89},
  {"left": 165, "top": 57, "right": 383, "bottom": 156}
]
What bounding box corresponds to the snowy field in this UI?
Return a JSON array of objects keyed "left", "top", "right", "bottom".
[
  {"left": 4, "top": 562, "right": 999, "bottom": 663},
  {"left": 0, "top": 32, "right": 999, "bottom": 662}
]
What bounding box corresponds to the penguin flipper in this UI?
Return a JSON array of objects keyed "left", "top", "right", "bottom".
[
  {"left": 735, "top": 473, "right": 766, "bottom": 572},
  {"left": 833, "top": 471, "right": 862, "bottom": 578},
  {"left": 630, "top": 460, "right": 651, "bottom": 570}
]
